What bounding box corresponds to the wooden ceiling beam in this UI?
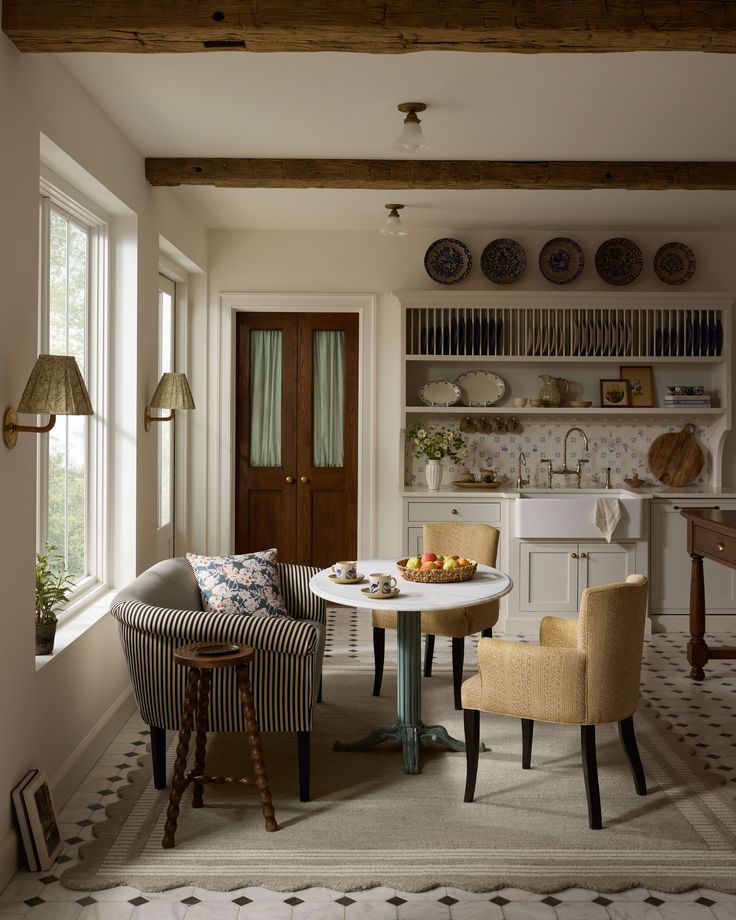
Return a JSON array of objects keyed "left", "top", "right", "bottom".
[
  {"left": 145, "top": 158, "right": 736, "bottom": 190},
  {"left": 5, "top": 1, "right": 736, "bottom": 54}
]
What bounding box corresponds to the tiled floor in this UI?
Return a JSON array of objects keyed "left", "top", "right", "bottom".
[{"left": 2, "top": 615, "right": 735, "bottom": 919}]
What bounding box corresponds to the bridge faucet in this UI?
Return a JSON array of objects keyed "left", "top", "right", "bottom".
[
  {"left": 543, "top": 427, "right": 590, "bottom": 489},
  {"left": 516, "top": 451, "right": 529, "bottom": 489}
]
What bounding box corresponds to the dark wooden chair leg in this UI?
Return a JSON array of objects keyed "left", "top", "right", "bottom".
[
  {"left": 581, "top": 724, "right": 602, "bottom": 830},
  {"left": 317, "top": 676, "right": 323, "bottom": 704},
  {"left": 372, "top": 626, "right": 385, "bottom": 697},
  {"left": 463, "top": 709, "right": 480, "bottom": 802},
  {"left": 150, "top": 725, "right": 167, "bottom": 790},
  {"left": 297, "top": 730, "right": 311, "bottom": 802},
  {"left": 452, "top": 637, "right": 465, "bottom": 710},
  {"left": 424, "top": 634, "right": 435, "bottom": 677},
  {"left": 618, "top": 715, "right": 647, "bottom": 796},
  {"left": 481, "top": 626, "right": 493, "bottom": 639},
  {"left": 521, "top": 719, "right": 534, "bottom": 769}
]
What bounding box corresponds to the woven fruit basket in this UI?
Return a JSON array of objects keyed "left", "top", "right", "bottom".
[{"left": 396, "top": 558, "right": 478, "bottom": 584}]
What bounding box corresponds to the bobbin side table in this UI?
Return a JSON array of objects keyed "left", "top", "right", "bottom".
[{"left": 162, "top": 642, "right": 278, "bottom": 849}]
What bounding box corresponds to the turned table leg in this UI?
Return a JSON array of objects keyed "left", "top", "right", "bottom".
[
  {"left": 237, "top": 664, "right": 278, "bottom": 832},
  {"left": 191, "top": 669, "right": 211, "bottom": 808},
  {"left": 162, "top": 667, "right": 199, "bottom": 848},
  {"left": 687, "top": 553, "right": 708, "bottom": 682}
]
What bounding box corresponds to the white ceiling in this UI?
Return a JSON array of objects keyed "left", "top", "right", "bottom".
[{"left": 58, "top": 50, "right": 736, "bottom": 231}]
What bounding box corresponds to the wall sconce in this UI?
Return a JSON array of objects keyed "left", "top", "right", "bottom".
[
  {"left": 144, "top": 372, "right": 195, "bottom": 432},
  {"left": 3, "top": 355, "right": 93, "bottom": 449}
]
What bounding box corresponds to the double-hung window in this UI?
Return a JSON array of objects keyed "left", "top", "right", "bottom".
[{"left": 38, "top": 179, "right": 108, "bottom": 605}]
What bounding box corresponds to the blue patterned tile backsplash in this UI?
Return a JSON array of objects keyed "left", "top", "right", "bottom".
[{"left": 404, "top": 416, "right": 713, "bottom": 488}]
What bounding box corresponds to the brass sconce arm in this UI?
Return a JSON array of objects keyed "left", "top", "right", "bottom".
[
  {"left": 3, "top": 409, "right": 57, "bottom": 449},
  {"left": 144, "top": 408, "right": 175, "bottom": 432}
]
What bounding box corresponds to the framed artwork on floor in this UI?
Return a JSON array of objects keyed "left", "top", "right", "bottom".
[
  {"left": 20, "top": 771, "right": 62, "bottom": 870},
  {"left": 11, "top": 769, "right": 39, "bottom": 871},
  {"left": 600, "top": 379, "right": 630, "bottom": 408},
  {"left": 620, "top": 365, "right": 654, "bottom": 408}
]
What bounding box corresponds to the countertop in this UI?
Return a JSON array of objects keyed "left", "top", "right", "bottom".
[{"left": 400, "top": 485, "right": 736, "bottom": 499}]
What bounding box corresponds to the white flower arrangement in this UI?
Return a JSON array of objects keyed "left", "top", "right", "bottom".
[{"left": 406, "top": 422, "right": 467, "bottom": 463}]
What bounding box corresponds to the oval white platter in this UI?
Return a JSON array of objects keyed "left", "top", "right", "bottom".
[
  {"left": 418, "top": 379, "right": 462, "bottom": 407},
  {"left": 454, "top": 371, "right": 506, "bottom": 407}
]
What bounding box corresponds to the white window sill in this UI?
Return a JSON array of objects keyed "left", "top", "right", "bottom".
[{"left": 35, "top": 587, "right": 118, "bottom": 672}]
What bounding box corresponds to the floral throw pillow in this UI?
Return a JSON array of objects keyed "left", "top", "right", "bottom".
[{"left": 186, "top": 549, "right": 292, "bottom": 618}]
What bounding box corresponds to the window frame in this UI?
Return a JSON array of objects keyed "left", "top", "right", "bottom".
[{"left": 37, "top": 177, "right": 109, "bottom": 613}]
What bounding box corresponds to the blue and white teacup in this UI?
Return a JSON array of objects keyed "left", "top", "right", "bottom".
[
  {"left": 333, "top": 561, "right": 358, "bottom": 582},
  {"left": 369, "top": 573, "right": 397, "bottom": 595}
]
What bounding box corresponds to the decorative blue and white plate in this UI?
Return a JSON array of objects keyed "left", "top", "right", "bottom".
[
  {"left": 480, "top": 238, "right": 527, "bottom": 285},
  {"left": 653, "top": 242, "right": 696, "bottom": 285},
  {"left": 539, "top": 237, "right": 585, "bottom": 285},
  {"left": 595, "top": 238, "right": 643, "bottom": 286},
  {"left": 424, "top": 238, "right": 473, "bottom": 285}
]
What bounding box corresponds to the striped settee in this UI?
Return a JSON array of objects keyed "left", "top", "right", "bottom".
[{"left": 110, "top": 556, "right": 326, "bottom": 802}]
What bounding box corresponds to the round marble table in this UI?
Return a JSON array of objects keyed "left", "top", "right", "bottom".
[{"left": 309, "top": 559, "right": 513, "bottom": 775}]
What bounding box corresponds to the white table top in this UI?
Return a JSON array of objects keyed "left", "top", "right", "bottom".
[{"left": 309, "top": 558, "right": 513, "bottom": 611}]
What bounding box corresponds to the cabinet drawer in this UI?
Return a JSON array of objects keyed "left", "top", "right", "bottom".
[
  {"left": 407, "top": 501, "right": 501, "bottom": 524},
  {"left": 692, "top": 523, "right": 736, "bottom": 567}
]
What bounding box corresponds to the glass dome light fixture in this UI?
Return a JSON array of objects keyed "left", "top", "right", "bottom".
[
  {"left": 393, "top": 102, "right": 428, "bottom": 152},
  {"left": 379, "top": 203, "right": 408, "bottom": 237}
]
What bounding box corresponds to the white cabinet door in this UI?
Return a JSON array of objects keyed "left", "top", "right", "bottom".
[
  {"left": 650, "top": 502, "right": 736, "bottom": 615},
  {"left": 580, "top": 542, "right": 637, "bottom": 590},
  {"left": 519, "top": 542, "right": 579, "bottom": 613},
  {"left": 407, "top": 527, "right": 423, "bottom": 557}
]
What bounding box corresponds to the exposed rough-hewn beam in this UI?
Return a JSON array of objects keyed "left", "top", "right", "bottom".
[
  {"left": 5, "top": 1, "right": 736, "bottom": 53},
  {"left": 145, "top": 158, "right": 736, "bottom": 190}
]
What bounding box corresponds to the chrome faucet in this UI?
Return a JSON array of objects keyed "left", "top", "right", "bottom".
[
  {"left": 516, "top": 451, "right": 529, "bottom": 489},
  {"left": 540, "top": 427, "right": 590, "bottom": 489}
]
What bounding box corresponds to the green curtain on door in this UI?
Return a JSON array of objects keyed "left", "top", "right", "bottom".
[
  {"left": 250, "top": 330, "right": 282, "bottom": 467},
  {"left": 313, "top": 330, "right": 345, "bottom": 468}
]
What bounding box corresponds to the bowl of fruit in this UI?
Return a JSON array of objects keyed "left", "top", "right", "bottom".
[{"left": 396, "top": 552, "right": 478, "bottom": 584}]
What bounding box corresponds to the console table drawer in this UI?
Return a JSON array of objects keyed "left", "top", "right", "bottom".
[
  {"left": 407, "top": 501, "right": 502, "bottom": 524},
  {"left": 692, "top": 524, "right": 736, "bottom": 567}
]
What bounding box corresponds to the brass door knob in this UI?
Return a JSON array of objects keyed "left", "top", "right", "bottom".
[
  {"left": 570, "top": 552, "right": 578, "bottom": 559},
  {"left": 300, "top": 475, "right": 309, "bottom": 484},
  {"left": 717, "top": 542, "right": 726, "bottom": 551},
  {"left": 579, "top": 552, "right": 588, "bottom": 559},
  {"left": 285, "top": 475, "right": 294, "bottom": 483}
]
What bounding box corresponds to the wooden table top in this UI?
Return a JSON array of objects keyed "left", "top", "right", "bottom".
[{"left": 680, "top": 508, "right": 736, "bottom": 535}]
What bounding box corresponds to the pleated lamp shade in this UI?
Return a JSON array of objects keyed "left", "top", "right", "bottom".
[
  {"left": 149, "top": 372, "right": 195, "bottom": 410},
  {"left": 17, "top": 355, "right": 93, "bottom": 416}
]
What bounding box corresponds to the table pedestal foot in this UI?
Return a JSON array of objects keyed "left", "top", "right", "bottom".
[
  {"left": 333, "top": 724, "right": 400, "bottom": 752},
  {"left": 420, "top": 723, "right": 486, "bottom": 754}
]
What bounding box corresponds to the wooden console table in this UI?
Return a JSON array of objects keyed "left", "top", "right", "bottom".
[{"left": 681, "top": 509, "right": 736, "bottom": 680}]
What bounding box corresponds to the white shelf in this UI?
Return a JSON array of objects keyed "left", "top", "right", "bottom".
[
  {"left": 405, "top": 355, "right": 724, "bottom": 365},
  {"left": 404, "top": 406, "right": 725, "bottom": 416}
]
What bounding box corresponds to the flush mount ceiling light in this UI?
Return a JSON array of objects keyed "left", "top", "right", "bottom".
[
  {"left": 393, "top": 102, "right": 428, "bottom": 152},
  {"left": 380, "top": 203, "right": 407, "bottom": 237}
]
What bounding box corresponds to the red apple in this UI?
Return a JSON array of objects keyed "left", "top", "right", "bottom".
[
  {"left": 421, "top": 561, "right": 438, "bottom": 570},
  {"left": 421, "top": 552, "right": 437, "bottom": 563}
]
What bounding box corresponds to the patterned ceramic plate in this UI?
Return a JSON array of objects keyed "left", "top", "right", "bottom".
[
  {"left": 539, "top": 237, "right": 585, "bottom": 285},
  {"left": 418, "top": 379, "right": 462, "bottom": 407},
  {"left": 424, "top": 238, "right": 473, "bottom": 285},
  {"left": 480, "top": 238, "right": 527, "bottom": 285},
  {"left": 595, "top": 237, "right": 643, "bottom": 286},
  {"left": 654, "top": 242, "right": 696, "bottom": 285},
  {"left": 454, "top": 370, "right": 506, "bottom": 407}
]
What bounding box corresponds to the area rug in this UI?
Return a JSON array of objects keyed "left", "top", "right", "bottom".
[{"left": 62, "top": 665, "right": 736, "bottom": 894}]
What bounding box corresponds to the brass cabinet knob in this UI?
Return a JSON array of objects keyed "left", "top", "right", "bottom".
[
  {"left": 570, "top": 552, "right": 578, "bottom": 559},
  {"left": 300, "top": 475, "right": 309, "bottom": 484},
  {"left": 717, "top": 542, "right": 726, "bottom": 551},
  {"left": 451, "top": 508, "right": 458, "bottom": 515},
  {"left": 285, "top": 475, "right": 294, "bottom": 484},
  {"left": 579, "top": 552, "right": 588, "bottom": 559}
]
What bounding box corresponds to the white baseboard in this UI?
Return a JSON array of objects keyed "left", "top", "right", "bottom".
[{"left": 0, "top": 685, "right": 135, "bottom": 894}]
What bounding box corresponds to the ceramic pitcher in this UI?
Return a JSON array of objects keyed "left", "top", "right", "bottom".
[{"left": 538, "top": 375, "right": 569, "bottom": 407}]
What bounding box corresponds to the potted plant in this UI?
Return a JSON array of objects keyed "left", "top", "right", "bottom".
[
  {"left": 35, "top": 545, "right": 73, "bottom": 655},
  {"left": 406, "top": 422, "right": 467, "bottom": 491}
]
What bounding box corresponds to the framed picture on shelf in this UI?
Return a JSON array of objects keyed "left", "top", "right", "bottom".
[
  {"left": 20, "top": 771, "right": 62, "bottom": 871},
  {"left": 620, "top": 365, "right": 654, "bottom": 408},
  {"left": 600, "top": 379, "right": 630, "bottom": 408}
]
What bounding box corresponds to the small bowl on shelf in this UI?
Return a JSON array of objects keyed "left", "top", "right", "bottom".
[
  {"left": 569, "top": 400, "right": 593, "bottom": 408},
  {"left": 529, "top": 399, "right": 542, "bottom": 408}
]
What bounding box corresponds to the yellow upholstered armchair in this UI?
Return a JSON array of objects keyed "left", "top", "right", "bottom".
[
  {"left": 462, "top": 575, "right": 649, "bottom": 829},
  {"left": 373, "top": 522, "right": 500, "bottom": 709}
]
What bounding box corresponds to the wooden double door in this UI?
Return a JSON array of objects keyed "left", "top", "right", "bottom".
[{"left": 235, "top": 312, "right": 359, "bottom": 567}]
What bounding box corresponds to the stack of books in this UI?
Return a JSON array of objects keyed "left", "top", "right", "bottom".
[{"left": 664, "top": 385, "right": 711, "bottom": 408}]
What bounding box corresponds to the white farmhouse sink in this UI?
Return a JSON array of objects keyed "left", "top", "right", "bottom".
[{"left": 514, "top": 489, "right": 645, "bottom": 539}]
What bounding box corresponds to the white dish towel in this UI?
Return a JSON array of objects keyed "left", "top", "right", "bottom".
[{"left": 595, "top": 498, "right": 621, "bottom": 543}]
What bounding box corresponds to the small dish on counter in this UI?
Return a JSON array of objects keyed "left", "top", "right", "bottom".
[
  {"left": 452, "top": 480, "right": 503, "bottom": 489},
  {"left": 624, "top": 475, "right": 647, "bottom": 489}
]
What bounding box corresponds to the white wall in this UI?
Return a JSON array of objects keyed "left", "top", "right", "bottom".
[
  {"left": 0, "top": 24, "right": 207, "bottom": 887},
  {"left": 203, "top": 228, "right": 736, "bottom": 558}
]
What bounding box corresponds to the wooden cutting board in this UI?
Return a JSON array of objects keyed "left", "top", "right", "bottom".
[{"left": 647, "top": 423, "right": 704, "bottom": 487}]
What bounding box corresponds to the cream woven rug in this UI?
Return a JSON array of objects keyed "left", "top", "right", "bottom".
[{"left": 63, "top": 664, "right": 736, "bottom": 893}]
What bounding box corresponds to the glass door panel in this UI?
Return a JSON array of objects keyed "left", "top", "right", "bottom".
[
  {"left": 312, "top": 329, "right": 345, "bottom": 468},
  {"left": 250, "top": 330, "right": 282, "bottom": 467}
]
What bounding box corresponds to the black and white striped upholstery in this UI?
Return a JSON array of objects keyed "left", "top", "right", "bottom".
[{"left": 110, "top": 557, "right": 325, "bottom": 799}]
